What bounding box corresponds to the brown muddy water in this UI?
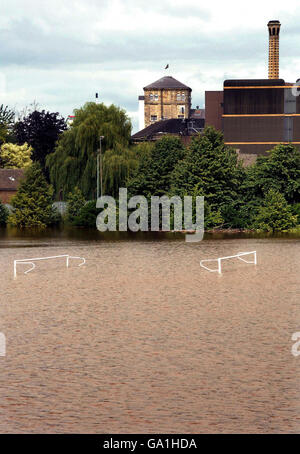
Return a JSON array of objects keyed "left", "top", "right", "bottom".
[{"left": 0, "top": 228, "right": 300, "bottom": 433}]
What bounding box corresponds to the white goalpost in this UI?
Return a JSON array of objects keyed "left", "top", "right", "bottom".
[
  {"left": 13, "top": 254, "right": 86, "bottom": 278},
  {"left": 200, "top": 251, "right": 257, "bottom": 275}
]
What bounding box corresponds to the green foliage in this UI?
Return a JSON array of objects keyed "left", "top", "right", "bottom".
[
  {"left": 244, "top": 144, "right": 300, "bottom": 204},
  {"left": 0, "top": 105, "right": 15, "bottom": 144},
  {"left": 132, "top": 142, "right": 154, "bottom": 159},
  {"left": 46, "top": 102, "right": 132, "bottom": 199},
  {"left": 14, "top": 110, "right": 67, "bottom": 173},
  {"left": 0, "top": 142, "right": 32, "bottom": 168},
  {"left": 19, "top": 119, "right": 299, "bottom": 232},
  {"left": 204, "top": 203, "right": 224, "bottom": 229},
  {"left": 291, "top": 203, "right": 300, "bottom": 223},
  {"left": 128, "top": 136, "right": 185, "bottom": 198},
  {"left": 66, "top": 187, "right": 86, "bottom": 225},
  {"left": 170, "top": 127, "right": 244, "bottom": 228},
  {"left": 103, "top": 144, "right": 139, "bottom": 198},
  {"left": 254, "top": 189, "right": 297, "bottom": 232},
  {"left": 0, "top": 199, "right": 8, "bottom": 226},
  {"left": 72, "top": 200, "right": 100, "bottom": 228},
  {"left": 220, "top": 199, "right": 261, "bottom": 229},
  {"left": 8, "top": 163, "right": 57, "bottom": 228}
]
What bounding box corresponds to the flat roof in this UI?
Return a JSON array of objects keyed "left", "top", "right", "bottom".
[{"left": 224, "top": 79, "right": 285, "bottom": 87}]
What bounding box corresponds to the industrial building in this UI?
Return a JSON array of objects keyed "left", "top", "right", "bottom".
[
  {"left": 134, "top": 19, "right": 299, "bottom": 163},
  {"left": 204, "top": 20, "right": 300, "bottom": 164},
  {"left": 222, "top": 78, "right": 300, "bottom": 164}
]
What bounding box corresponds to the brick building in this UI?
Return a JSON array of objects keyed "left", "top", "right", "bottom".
[
  {"left": 268, "top": 20, "right": 281, "bottom": 79},
  {"left": 205, "top": 91, "right": 223, "bottom": 131},
  {"left": 0, "top": 169, "right": 24, "bottom": 204},
  {"left": 143, "top": 76, "right": 192, "bottom": 128}
]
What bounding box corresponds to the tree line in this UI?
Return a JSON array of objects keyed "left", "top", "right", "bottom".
[{"left": 0, "top": 101, "right": 299, "bottom": 232}]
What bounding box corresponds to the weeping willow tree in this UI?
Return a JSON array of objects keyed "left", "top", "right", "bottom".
[
  {"left": 46, "top": 102, "right": 132, "bottom": 199},
  {"left": 103, "top": 142, "right": 153, "bottom": 197}
]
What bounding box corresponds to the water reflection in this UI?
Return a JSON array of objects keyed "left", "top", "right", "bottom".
[{"left": 1, "top": 226, "right": 300, "bottom": 247}]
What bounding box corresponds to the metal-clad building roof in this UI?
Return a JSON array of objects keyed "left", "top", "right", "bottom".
[{"left": 224, "top": 79, "right": 285, "bottom": 87}]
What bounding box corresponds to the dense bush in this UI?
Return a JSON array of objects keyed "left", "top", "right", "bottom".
[
  {"left": 244, "top": 143, "right": 300, "bottom": 204},
  {"left": 8, "top": 163, "right": 59, "bottom": 228},
  {"left": 127, "top": 132, "right": 300, "bottom": 232},
  {"left": 0, "top": 199, "right": 8, "bottom": 226},
  {"left": 72, "top": 200, "right": 101, "bottom": 228},
  {"left": 171, "top": 127, "right": 244, "bottom": 210},
  {"left": 291, "top": 203, "right": 300, "bottom": 224},
  {"left": 65, "top": 187, "right": 86, "bottom": 225},
  {"left": 0, "top": 142, "right": 32, "bottom": 168},
  {"left": 254, "top": 189, "right": 297, "bottom": 232},
  {"left": 127, "top": 136, "right": 185, "bottom": 198}
]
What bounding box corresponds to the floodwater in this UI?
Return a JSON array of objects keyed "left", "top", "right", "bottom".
[{"left": 0, "top": 228, "right": 300, "bottom": 433}]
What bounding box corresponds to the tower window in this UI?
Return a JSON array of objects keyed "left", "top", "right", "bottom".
[
  {"left": 150, "top": 115, "right": 157, "bottom": 122},
  {"left": 177, "top": 93, "right": 185, "bottom": 101},
  {"left": 154, "top": 94, "right": 159, "bottom": 101},
  {"left": 149, "top": 94, "right": 154, "bottom": 100}
]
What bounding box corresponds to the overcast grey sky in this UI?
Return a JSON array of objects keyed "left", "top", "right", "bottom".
[{"left": 1, "top": 0, "right": 300, "bottom": 132}]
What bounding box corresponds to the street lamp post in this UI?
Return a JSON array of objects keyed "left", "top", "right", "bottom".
[{"left": 97, "top": 136, "right": 104, "bottom": 199}]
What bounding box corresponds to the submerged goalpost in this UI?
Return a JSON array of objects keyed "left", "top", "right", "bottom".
[
  {"left": 200, "top": 251, "right": 257, "bottom": 275},
  {"left": 13, "top": 254, "right": 86, "bottom": 278}
]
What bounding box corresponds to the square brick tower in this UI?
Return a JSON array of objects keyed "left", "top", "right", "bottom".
[
  {"left": 268, "top": 20, "right": 281, "bottom": 79},
  {"left": 143, "top": 76, "right": 192, "bottom": 128}
]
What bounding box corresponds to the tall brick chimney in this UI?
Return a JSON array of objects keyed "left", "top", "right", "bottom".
[{"left": 268, "top": 20, "right": 281, "bottom": 79}]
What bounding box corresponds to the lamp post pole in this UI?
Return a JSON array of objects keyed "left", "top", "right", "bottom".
[
  {"left": 100, "top": 136, "right": 104, "bottom": 197},
  {"left": 97, "top": 136, "right": 104, "bottom": 199},
  {"left": 97, "top": 152, "right": 100, "bottom": 200}
]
